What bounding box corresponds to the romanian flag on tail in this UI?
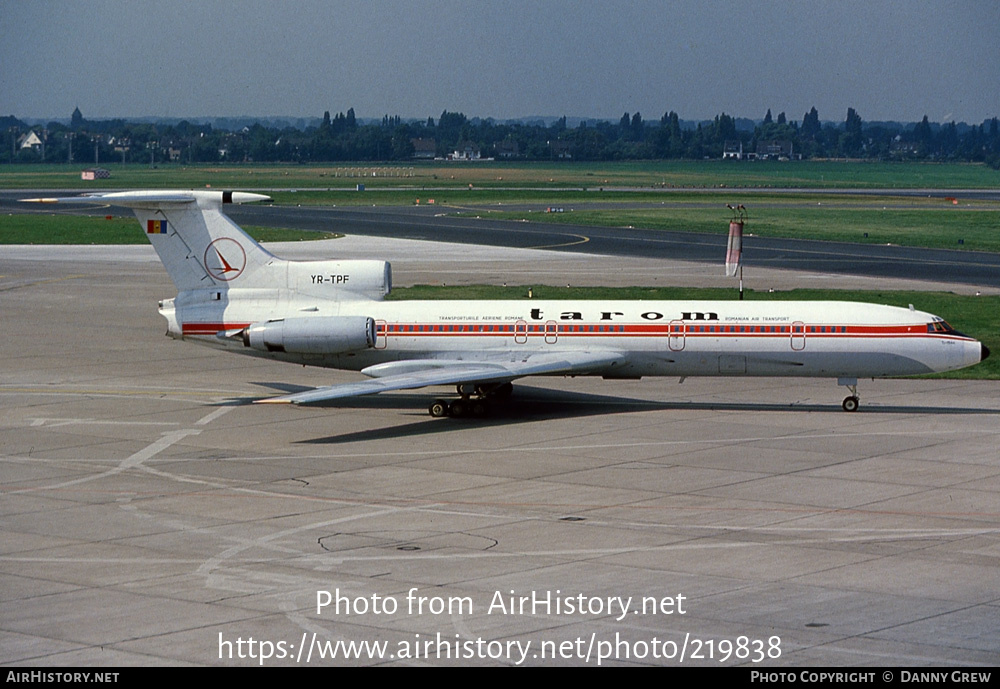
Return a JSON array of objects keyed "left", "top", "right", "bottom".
[{"left": 147, "top": 219, "right": 167, "bottom": 234}]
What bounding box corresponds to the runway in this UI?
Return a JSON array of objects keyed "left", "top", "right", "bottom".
[{"left": 2, "top": 237, "right": 998, "bottom": 666}]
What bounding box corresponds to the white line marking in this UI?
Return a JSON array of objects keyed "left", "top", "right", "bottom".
[
  {"left": 195, "top": 406, "right": 235, "bottom": 425},
  {"left": 27, "top": 417, "right": 179, "bottom": 428},
  {"left": 6, "top": 428, "right": 201, "bottom": 494}
]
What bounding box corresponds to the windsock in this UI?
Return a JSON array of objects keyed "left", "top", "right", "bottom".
[{"left": 725, "top": 220, "right": 743, "bottom": 277}]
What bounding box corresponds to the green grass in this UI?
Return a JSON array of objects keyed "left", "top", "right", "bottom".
[
  {"left": 388, "top": 284, "right": 999, "bottom": 380},
  {"left": 0, "top": 213, "right": 338, "bottom": 244},
  {"left": 4, "top": 162, "right": 998, "bottom": 250},
  {"left": 243, "top": 225, "right": 341, "bottom": 243},
  {"left": 7, "top": 185, "right": 997, "bottom": 254},
  {"left": 2, "top": 159, "right": 998, "bottom": 191}
]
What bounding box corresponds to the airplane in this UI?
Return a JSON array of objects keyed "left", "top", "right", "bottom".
[{"left": 23, "top": 190, "right": 989, "bottom": 417}]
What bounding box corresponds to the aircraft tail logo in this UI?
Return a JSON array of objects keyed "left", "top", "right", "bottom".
[{"left": 204, "top": 237, "right": 247, "bottom": 281}]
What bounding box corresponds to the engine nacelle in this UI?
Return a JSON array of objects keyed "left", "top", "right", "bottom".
[{"left": 243, "top": 316, "right": 375, "bottom": 355}]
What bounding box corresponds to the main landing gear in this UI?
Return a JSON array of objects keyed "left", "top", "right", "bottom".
[
  {"left": 428, "top": 382, "right": 514, "bottom": 418},
  {"left": 839, "top": 377, "right": 860, "bottom": 412}
]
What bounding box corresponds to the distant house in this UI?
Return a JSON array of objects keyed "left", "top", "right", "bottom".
[
  {"left": 755, "top": 140, "right": 796, "bottom": 160},
  {"left": 449, "top": 141, "right": 480, "bottom": 160},
  {"left": 81, "top": 167, "right": 110, "bottom": 180},
  {"left": 890, "top": 135, "right": 917, "bottom": 157},
  {"left": 549, "top": 140, "right": 572, "bottom": 159},
  {"left": 495, "top": 138, "right": 520, "bottom": 159},
  {"left": 723, "top": 140, "right": 743, "bottom": 160},
  {"left": 18, "top": 131, "right": 43, "bottom": 151},
  {"left": 410, "top": 137, "right": 436, "bottom": 159}
]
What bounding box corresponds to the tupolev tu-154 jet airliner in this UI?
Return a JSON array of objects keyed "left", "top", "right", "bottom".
[{"left": 24, "top": 190, "right": 989, "bottom": 417}]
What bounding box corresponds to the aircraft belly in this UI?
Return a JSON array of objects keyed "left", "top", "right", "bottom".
[
  {"left": 331, "top": 335, "right": 955, "bottom": 377},
  {"left": 640, "top": 338, "right": 942, "bottom": 377}
]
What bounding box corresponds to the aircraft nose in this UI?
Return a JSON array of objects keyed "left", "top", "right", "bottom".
[{"left": 982, "top": 343, "right": 991, "bottom": 362}]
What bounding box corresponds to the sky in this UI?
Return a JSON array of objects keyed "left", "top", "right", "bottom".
[{"left": 2, "top": 0, "right": 997, "bottom": 125}]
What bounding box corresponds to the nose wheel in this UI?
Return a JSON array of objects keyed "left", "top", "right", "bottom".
[{"left": 840, "top": 378, "right": 860, "bottom": 412}]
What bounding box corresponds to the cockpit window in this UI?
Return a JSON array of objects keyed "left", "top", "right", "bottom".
[{"left": 927, "top": 320, "right": 961, "bottom": 335}]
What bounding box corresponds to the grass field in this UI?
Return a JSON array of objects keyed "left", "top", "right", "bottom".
[
  {"left": 7, "top": 192, "right": 993, "bottom": 252},
  {"left": 388, "top": 284, "right": 999, "bottom": 380},
  {"left": 2, "top": 159, "right": 998, "bottom": 191},
  {"left": 0, "top": 213, "right": 337, "bottom": 244},
  {"left": 5, "top": 161, "right": 996, "bottom": 252},
  {"left": 5, "top": 189, "right": 998, "bottom": 256}
]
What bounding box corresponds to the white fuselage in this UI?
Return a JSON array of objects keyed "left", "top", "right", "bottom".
[{"left": 161, "top": 291, "right": 984, "bottom": 380}]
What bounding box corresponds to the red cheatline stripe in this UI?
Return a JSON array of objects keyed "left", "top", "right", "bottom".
[
  {"left": 373, "top": 324, "right": 942, "bottom": 335},
  {"left": 370, "top": 332, "right": 965, "bottom": 340},
  {"left": 181, "top": 321, "right": 972, "bottom": 342}
]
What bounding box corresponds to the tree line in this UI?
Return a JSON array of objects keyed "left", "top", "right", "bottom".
[{"left": 4, "top": 106, "right": 999, "bottom": 168}]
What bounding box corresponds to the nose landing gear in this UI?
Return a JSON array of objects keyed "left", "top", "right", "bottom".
[{"left": 839, "top": 377, "right": 860, "bottom": 412}]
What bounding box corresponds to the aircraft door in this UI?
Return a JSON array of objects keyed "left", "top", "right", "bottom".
[
  {"left": 668, "top": 320, "right": 686, "bottom": 351},
  {"left": 791, "top": 321, "right": 805, "bottom": 351},
  {"left": 374, "top": 320, "right": 387, "bottom": 349},
  {"left": 515, "top": 319, "right": 528, "bottom": 344},
  {"left": 544, "top": 320, "right": 558, "bottom": 344}
]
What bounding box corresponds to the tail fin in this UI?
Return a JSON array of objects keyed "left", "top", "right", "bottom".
[
  {"left": 24, "top": 190, "right": 273, "bottom": 291},
  {"left": 23, "top": 190, "right": 391, "bottom": 300}
]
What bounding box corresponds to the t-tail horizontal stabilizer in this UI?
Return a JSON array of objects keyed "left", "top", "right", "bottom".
[
  {"left": 22, "top": 190, "right": 274, "bottom": 292},
  {"left": 21, "top": 190, "right": 392, "bottom": 301}
]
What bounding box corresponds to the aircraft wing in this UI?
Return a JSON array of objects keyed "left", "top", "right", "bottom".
[{"left": 254, "top": 351, "right": 625, "bottom": 405}]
